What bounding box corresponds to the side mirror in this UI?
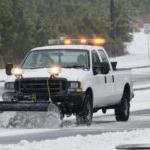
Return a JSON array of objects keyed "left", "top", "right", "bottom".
[
  {"left": 6, "top": 63, "right": 13, "bottom": 75},
  {"left": 100, "top": 62, "right": 110, "bottom": 74},
  {"left": 111, "top": 61, "right": 117, "bottom": 71}
]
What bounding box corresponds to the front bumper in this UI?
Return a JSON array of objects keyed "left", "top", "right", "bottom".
[{"left": 2, "top": 91, "right": 85, "bottom": 113}]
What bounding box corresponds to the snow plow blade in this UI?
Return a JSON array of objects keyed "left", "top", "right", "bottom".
[{"left": 0, "top": 101, "right": 50, "bottom": 111}]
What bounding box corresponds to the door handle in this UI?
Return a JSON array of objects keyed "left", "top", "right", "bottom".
[
  {"left": 112, "top": 75, "right": 115, "bottom": 82},
  {"left": 104, "top": 76, "right": 107, "bottom": 84}
]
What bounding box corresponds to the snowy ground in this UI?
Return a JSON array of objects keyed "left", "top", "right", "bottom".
[
  {"left": 114, "top": 28, "right": 150, "bottom": 68},
  {"left": 0, "top": 90, "right": 149, "bottom": 149},
  {"left": 0, "top": 29, "right": 150, "bottom": 149},
  {"left": 131, "top": 89, "right": 150, "bottom": 111},
  {"left": 1, "top": 129, "right": 150, "bottom": 150}
]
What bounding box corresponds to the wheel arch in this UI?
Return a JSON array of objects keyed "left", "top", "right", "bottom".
[{"left": 85, "top": 87, "right": 93, "bottom": 105}]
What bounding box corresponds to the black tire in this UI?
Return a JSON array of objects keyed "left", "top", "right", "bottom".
[
  {"left": 76, "top": 93, "right": 93, "bottom": 126},
  {"left": 115, "top": 91, "right": 130, "bottom": 121}
]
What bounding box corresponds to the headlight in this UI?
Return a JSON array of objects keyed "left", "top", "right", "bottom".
[
  {"left": 5, "top": 82, "right": 14, "bottom": 90},
  {"left": 68, "top": 81, "right": 82, "bottom": 92},
  {"left": 48, "top": 66, "right": 61, "bottom": 77},
  {"left": 11, "top": 67, "right": 23, "bottom": 78}
]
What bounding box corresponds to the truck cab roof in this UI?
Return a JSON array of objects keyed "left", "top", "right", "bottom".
[{"left": 31, "top": 45, "right": 104, "bottom": 51}]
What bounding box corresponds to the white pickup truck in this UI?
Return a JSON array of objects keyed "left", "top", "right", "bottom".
[{"left": 2, "top": 44, "right": 133, "bottom": 125}]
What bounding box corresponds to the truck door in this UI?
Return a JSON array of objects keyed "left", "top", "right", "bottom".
[
  {"left": 91, "top": 50, "right": 109, "bottom": 107},
  {"left": 97, "top": 49, "right": 116, "bottom": 105}
]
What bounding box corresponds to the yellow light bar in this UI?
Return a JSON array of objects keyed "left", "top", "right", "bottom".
[
  {"left": 93, "top": 38, "right": 106, "bottom": 45},
  {"left": 64, "top": 39, "right": 72, "bottom": 45},
  {"left": 48, "top": 37, "right": 106, "bottom": 45}
]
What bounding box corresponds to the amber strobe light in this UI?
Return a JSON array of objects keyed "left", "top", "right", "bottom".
[
  {"left": 80, "top": 38, "right": 87, "bottom": 44},
  {"left": 64, "top": 39, "right": 72, "bottom": 45},
  {"left": 93, "top": 38, "right": 106, "bottom": 45}
]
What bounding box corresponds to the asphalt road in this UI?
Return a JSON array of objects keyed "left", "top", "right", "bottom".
[{"left": 0, "top": 108, "right": 150, "bottom": 144}]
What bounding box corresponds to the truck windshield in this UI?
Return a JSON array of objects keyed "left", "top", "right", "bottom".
[{"left": 22, "top": 49, "right": 90, "bottom": 69}]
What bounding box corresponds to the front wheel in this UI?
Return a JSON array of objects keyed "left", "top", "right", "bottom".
[
  {"left": 115, "top": 92, "right": 130, "bottom": 121},
  {"left": 76, "top": 93, "right": 93, "bottom": 126}
]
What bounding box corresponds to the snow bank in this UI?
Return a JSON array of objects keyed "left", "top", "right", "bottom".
[
  {"left": 127, "top": 28, "right": 147, "bottom": 54},
  {"left": 113, "top": 54, "right": 150, "bottom": 68},
  {"left": 1, "top": 129, "right": 150, "bottom": 150},
  {"left": 112, "top": 28, "right": 150, "bottom": 68}
]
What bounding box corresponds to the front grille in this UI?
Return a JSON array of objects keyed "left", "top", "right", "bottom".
[
  {"left": 48, "top": 79, "right": 67, "bottom": 94},
  {"left": 15, "top": 78, "right": 68, "bottom": 100}
]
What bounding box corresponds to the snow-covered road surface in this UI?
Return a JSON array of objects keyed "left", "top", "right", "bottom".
[
  {"left": 1, "top": 109, "right": 150, "bottom": 144},
  {"left": 1, "top": 129, "right": 150, "bottom": 150},
  {"left": 1, "top": 108, "right": 150, "bottom": 150}
]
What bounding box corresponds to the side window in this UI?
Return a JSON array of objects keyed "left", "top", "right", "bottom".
[
  {"left": 92, "top": 51, "right": 101, "bottom": 74},
  {"left": 98, "top": 50, "right": 109, "bottom": 63},
  {"left": 92, "top": 51, "right": 101, "bottom": 66}
]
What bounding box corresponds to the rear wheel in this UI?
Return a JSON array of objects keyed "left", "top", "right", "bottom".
[
  {"left": 115, "top": 91, "right": 130, "bottom": 121},
  {"left": 76, "top": 93, "right": 93, "bottom": 126}
]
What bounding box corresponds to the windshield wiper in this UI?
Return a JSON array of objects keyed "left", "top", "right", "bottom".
[
  {"left": 29, "top": 67, "right": 44, "bottom": 69},
  {"left": 64, "top": 65, "right": 85, "bottom": 69}
]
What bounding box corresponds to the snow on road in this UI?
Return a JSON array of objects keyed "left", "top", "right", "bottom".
[
  {"left": 0, "top": 129, "right": 150, "bottom": 150},
  {"left": 131, "top": 89, "right": 150, "bottom": 111},
  {"left": 0, "top": 129, "right": 55, "bottom": 138}
]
